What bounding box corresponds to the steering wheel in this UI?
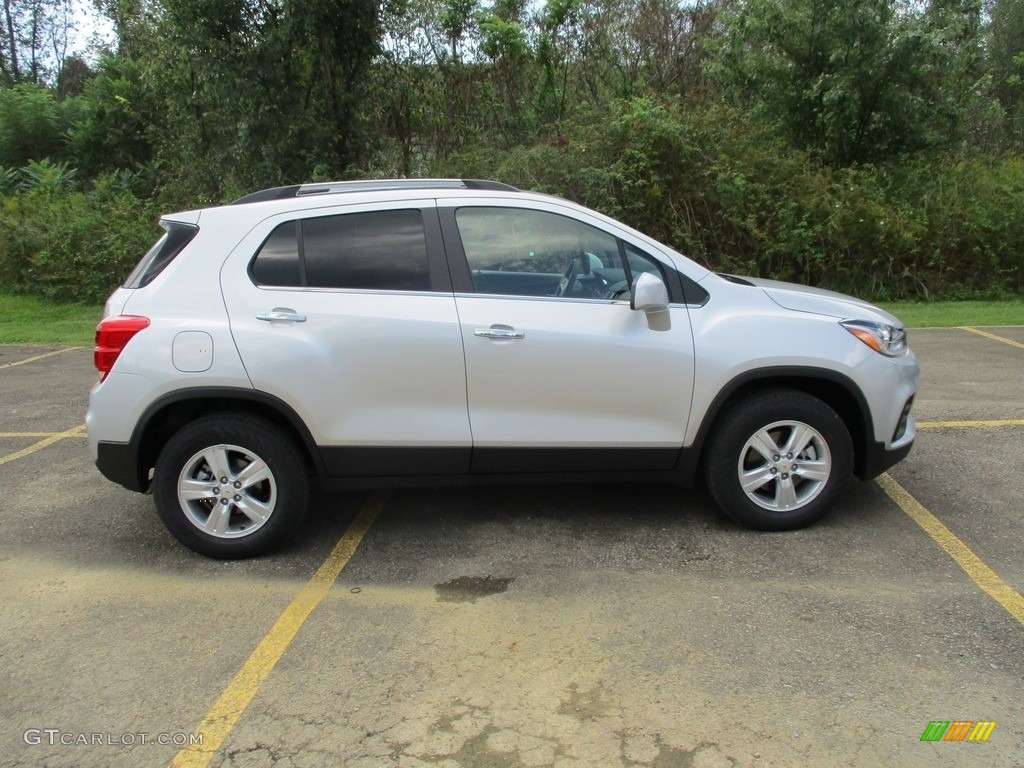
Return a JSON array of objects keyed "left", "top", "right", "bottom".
[
  {"left": 555, "top": 253, "right": 584, "bottom": 297},
  {"left": 606, "top": 280, "right": 630, "bottom": 300}
]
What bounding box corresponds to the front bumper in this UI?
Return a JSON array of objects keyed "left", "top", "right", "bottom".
[{"left": 859, "top": 436, "right": 914, "bottom": 480}]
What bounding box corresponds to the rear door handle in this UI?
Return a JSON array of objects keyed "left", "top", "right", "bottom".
[
  {"left": 256, "top": 309, "right": 307, "bottom": 323},
  {"left": 474, "top": 325, "right": 525, "bottom": 340}
]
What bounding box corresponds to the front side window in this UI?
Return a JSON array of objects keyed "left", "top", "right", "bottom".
[
  {"left": 251, "top": 209, "right": 430, "bottom": 292},
  {"left": 624, "top": 242, "right": 666, "bottom": 282},
  {"left": 455, "top": 207, "right": 622, "bottom": 300}
]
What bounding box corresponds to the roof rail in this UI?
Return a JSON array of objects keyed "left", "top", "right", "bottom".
[
  {"left": 231, "top": 185, "right": 303, "bottom": 205},
  {"left": 232, "top": 178, "right": 519, "bottom": 205}
]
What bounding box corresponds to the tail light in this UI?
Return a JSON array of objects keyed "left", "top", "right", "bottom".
[{"left": 95, "top": 315, "right": 150, "bottom": 380}]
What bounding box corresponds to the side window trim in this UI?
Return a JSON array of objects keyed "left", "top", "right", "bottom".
[
  {"left": 617, "top": 239, "right": 633, "bottom": 298},
  {"left": 295, "top": 219, "right": 309, "bottom": 287},
  {"left": 422, "top": 206, "right": 453, "bottom": 293},
  {"left": 438, "top": 206, "right": 475, "bottom": 294}
]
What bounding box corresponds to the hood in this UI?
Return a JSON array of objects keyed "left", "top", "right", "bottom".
[{"left": 724, "top": 275, "right": 902, "bottom": 327}]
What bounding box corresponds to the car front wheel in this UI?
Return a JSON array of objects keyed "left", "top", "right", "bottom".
[
  {"left": 704, "top": 390, "right": 854, "bottom": 531},
  {"left": 153, "top": 414, "right": 309, "bottom": 558}
]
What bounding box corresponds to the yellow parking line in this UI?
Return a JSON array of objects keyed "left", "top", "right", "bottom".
[
  {"left": 0, "top": 432, "right": 77, "bottom": 438},
  {"left": 0, "top": 347, "right": 84, "bottom": 369},
  {"left": 918, "top": 419, "right": 1024, "bottom": 429},
  {"left": 0, "top": 425, "right": 86, "bottom": 466},
  {"left": 877, "top": 473, "right": 1024, "bottom": 628},
  {"left": 959, "top": 326, "right": 1024, "bottom": 350},
  {"left": 171, "top": 491, "right": 390, "bottom": 768}
]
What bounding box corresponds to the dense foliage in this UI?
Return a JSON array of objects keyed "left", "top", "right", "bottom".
[{"left": 1, "top": 0, "right": 1023, "bottom": 303}]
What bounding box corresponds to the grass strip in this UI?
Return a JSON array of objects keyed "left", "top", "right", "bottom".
[
  {"left": 879, "top": 300, "right": 1024, "bottom": 328},
  {"left": 0, "top": 293, "right": 101, "bottom": 345}
]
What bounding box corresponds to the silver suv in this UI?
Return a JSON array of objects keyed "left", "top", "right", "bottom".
[{"left": 86, "top": 179, "right": 919, "bottom": 558}]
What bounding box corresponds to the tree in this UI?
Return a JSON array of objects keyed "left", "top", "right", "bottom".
[
  {"left": 711, "top": 0, "right": 964, "bottom": 165},
  {"left": 93, "top": 0, "right": 145, "bottom": 58},
  {"left": 145, "top": 0, "right": 383, "bottom": 199},
  {"left": 55, "top": 53, "right": 91, "bottom": 98},
  {"left": 1, "top": 0, "right": 75, "bottom": 86},
  {"left": 989, "top": 0, "right": 1024, "bottom": 149},
  {"left": 610, "top": 0, "right": 718, "bottom": 98},
  {"left": 535, "top": 0, "right": 581, "bottom": 127}
]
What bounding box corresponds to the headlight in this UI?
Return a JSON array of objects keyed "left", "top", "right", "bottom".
[{"left": 841, "top": 319, "right": 908, "bottom": 357}]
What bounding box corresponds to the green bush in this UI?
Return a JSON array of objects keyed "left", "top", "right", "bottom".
[
  {"left": 0, "top": 171, "right": 159, "bottom": 303},
  {"left": 0, "top": 84, "right": 68, "bottom": 168},
  {"left": 64, "top": 57, "right": 156, "bottom": 179}
]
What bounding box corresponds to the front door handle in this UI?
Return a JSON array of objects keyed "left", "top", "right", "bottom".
[
  {"left": 256, "top": 309, "right": 307, "bottom": 323},
  {"left": 474, "top": 325, "right": 525, "bottom": 340}
]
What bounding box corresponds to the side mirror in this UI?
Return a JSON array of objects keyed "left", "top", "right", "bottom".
[
  {"left": 630, "top": 272, "right": 669, "bottom": 313},
  {"left": 630, "top": 272, "right": 671, "bottom": 331}
]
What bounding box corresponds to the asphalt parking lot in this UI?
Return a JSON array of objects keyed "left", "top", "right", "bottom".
[{"left": 1, "top": 329, "right": 1022, "bottom": 768}]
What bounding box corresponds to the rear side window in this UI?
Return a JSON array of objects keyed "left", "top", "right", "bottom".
[
  {"left": 124, "top": 221, "right": 199, "bottom": 289},
  {"left": 251, "top": 209, "right": 431, "bottom": 292},
  {"left": 251, "top": 221, "right": 301, "bottom": 287}
]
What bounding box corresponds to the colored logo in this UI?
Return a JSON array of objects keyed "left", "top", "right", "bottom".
[{"left": 920, "top": 721, "right": 996, "bottom": 742}]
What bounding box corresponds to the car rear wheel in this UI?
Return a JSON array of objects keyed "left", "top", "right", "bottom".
[
  {"left": 704, "top": 390, "right": 854, "bottom": 531},
  {"left": 153, "top": 414, "right": 308, "bottom": 558}
]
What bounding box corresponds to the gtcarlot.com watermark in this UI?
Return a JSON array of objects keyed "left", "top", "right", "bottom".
[{"left": 24, "top": 728, "right": 203, "bottom": 747}]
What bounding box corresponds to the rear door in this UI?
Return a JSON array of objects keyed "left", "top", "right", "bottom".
[{"left": 222, "top": 200, "right": 472, "bottom": 478}]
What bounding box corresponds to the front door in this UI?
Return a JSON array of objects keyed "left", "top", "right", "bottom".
[{"left": 446, "top": 204, "right": 695, "bottom": 474}]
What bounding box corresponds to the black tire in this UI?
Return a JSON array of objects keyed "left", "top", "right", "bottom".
[
  {"left": 703, "top": 390, "right": 854, "bottom": 531},
  {"left": 153, "top": 414, "right": 309, "bottom": 558}
]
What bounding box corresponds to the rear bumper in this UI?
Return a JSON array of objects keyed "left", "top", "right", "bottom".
[{"left": 96, "top": 440, "right": 149, "bottom": 492}]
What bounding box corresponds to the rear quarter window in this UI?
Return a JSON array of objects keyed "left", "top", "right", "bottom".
[{"left": 124, "top": 221, "right": 199, "bottom": 289}]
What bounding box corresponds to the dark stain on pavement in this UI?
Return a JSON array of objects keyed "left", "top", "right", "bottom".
[{"left": 435, "top": 575, "right": 514, "bottom": 603}]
